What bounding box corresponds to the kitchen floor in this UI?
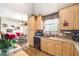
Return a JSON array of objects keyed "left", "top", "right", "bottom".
[
  {"left": 23, "top": 47, "right": 51, "bottom": 56},
  {"left": 12, "top": 46, "right": 51, "bottom": 56}
]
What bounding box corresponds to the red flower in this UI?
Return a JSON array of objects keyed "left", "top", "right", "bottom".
[
  {"left": 6, "top": 33, "right": 16, "bottom": 39},
  {"left": 16, "top": 32, "right": 23, "bottom": 37}
]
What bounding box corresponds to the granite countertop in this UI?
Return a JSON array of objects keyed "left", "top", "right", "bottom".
[{"left": 41, "top": 36, "right": 79, "bottom": 53}]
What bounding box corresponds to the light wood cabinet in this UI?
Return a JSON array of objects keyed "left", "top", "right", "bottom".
[
  {"left": 28, "top": 16, "right": 37, "bottom": 31},
  {"left": 73, "top": 4, "right": 79, "bottom": 30},
  {"left": 59, "top": 6, "right": 74, "bottom": 30},
  {"left": 41, "top": 37, "right": 79, "bottom": 56},
  {"left": 62, "top": 42, "right": 74, "bottom": 56},
  {"left": 28, "top": 16, "right": 37, "bottom": 46},
  {"left": 41, "top": 39, "right": 63, "bottom": 56},
  {"left": 28, "top": 15, "right": 43, "bottom": 46},
  {"left": 59, "top": 4, "right": 79, "bottom": 30},
  {"left": 55, "top": 41, "right": 63, "bottom": 56},
  {"left": 41, "top": 39, "right": 47, "bottom": 52},
  {"left": 36, "top": 15, "right": 43, "bottom": 30},
  {"left": 28, "top": 31, "right": 35, "bottom": 46},
  {"left": 46, "top": 40, "right": 56, "bottom": 55}
]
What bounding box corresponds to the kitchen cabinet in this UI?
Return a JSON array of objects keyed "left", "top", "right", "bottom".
[
  {"left": 28, "top": 31, "right": 35, "bottom": 46},
  {"left": 46, "top": 40, "right": 62, "bottom": 56},
  {"left": 28, "top": 16, "right": 37, "bottom": 31},
  {"left": 41, "top": 37, "right": 79, "bottom": 56},
  {"left": 36, "top": 15, "right": 43, "bottom": 30},
  {"left": 62, "top": 42, "right": 74, "bottom": 56},
  {"left": 41, "top": 38, "right": 62, "bottom": 56},
  {"left": 59, "top": 6, "right": 74, "bottom": 30},
  {"left": 28, "top": 15, "right": 43, "bottom": 46},
  {"left": 46, "top": 39, "right": 56, "bottom": 55},
  {"left": 59, "top": 4, "right": 79, "bottom": 30},
  {"left": 28, "top": 15, "right": 37, "bottom": 46},
  {"left": 41, "top": 39, "right": 47, "bottom": 52},
  {"left": 73, "top": 4, "right": 79, "bottom": 30},
  {"left": 55, "top": 41, "right": 63, "bottom": 56}
]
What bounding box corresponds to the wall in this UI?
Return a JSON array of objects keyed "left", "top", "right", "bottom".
[{"left": 33, "top": 3, "right": 74, "bottom": 15}]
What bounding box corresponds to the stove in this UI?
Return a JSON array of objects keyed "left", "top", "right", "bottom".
[{"left": 34, "top": 30, "right": 43, "bottom": 50}]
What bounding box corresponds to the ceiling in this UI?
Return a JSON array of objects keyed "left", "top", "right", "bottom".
[
  {"left": 0, "top": 3, "right": 33, "bottom": 21},
  {"left": 0, "top": 3, "right": 74, "bottom": 20},
  {"left": 0, "top": 3, "right": 33, "bottom": 16},
  {"left": 0, "top": 3, "right": 74, "bottom": 16},
  {"left": 32, "top": 3, "right": 74, "bottom": 15}
]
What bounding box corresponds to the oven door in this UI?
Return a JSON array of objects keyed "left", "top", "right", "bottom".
[{"left": 34, "top": 37, "right": 41, "bottom": 50}]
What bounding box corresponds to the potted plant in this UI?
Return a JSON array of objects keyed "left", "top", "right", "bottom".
[{"left": 0, "top": 33, "right": 16, "bottom": 56}]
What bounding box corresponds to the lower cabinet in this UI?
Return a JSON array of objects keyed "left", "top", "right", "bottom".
[
  {"left": 46, "top": 40, "right": 56, "bottom": 55},
  {"left": 41, "top": 39, "right": 47, "bottom": 52},
  {"left": 62, "top": 42, "right": 74, "bottom": 56},
  {"left": 41, "top": 38, "right": 79, "bottom": 56},
  {"left": 41, "top": 39, "right": 63, "bottom": 56},
  {"left": 55, "top": 41, "right": 63, "bottom": 56}
]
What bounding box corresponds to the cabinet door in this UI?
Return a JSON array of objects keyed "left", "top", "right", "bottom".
[
  {"left": 59, "top": 7, "right": 74, "bottom": 30},
  {"left": 55, "top": 41, "right": 63, "bottom": 56},
  {"left": 28, "top": 16, "right": 37, "bottom": 46},
  {"left": 73, "top": 4, "right": 79, "bottom": 30},
  {"left": 28, "top": 31, "right": 35, "bottom": 46},
  {"left": 28, "top": 16, "right": 36, "bottom": 31},
  {"left": 46, "top": 40, "right": 56, "bottom": 55},
  {"left": 36, "top": 16, "right": 43, "bottom": 30},
  {"left": 62, "top": 42, "right": 74, "bottom": 56},
  {"left": 41, "top": 39, "right": 47, "bottom": 52}
]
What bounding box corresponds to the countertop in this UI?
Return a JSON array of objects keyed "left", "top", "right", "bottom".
[
  {"left": 41, "top": 36, "right": 79, "bottom": 53},
  {"left": 9, "top": 43, "right": 29, "bottom": 56},
  {"left": 11, "top": 50, "right": 28, "bottom": 56}
]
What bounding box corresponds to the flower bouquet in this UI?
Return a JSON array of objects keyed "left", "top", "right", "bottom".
[{"left": 0, "top": 33, "right": 16, "bottom": 56}]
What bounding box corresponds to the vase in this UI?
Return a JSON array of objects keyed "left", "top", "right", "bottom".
[{"left": 1, "top": 48, "right": 8, "bottom": 56}]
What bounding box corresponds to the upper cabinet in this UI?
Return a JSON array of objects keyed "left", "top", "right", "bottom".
[
  {"left": 73, "top": 4, "right": 79, "bottom": 30},
  {"left": 59, "top": 4, "right": 79, "bottom": 30},
  {"left": 28, "top": 15, "right": 43, "bottom": 30},
  {"left": 28, "top": 15, "right": 37, "bottom": 31},
  {"left": 36, "top": 15, "right": 43, "bottom": 30}
]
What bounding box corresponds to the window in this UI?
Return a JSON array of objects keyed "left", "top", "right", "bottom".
[{"left": 43, "top": 18, "right": 59, "bottom": 36}]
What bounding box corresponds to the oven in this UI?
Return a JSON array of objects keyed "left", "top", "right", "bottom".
[{"left": 34, "top": 30, "right": 43, "bottom": 50}]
